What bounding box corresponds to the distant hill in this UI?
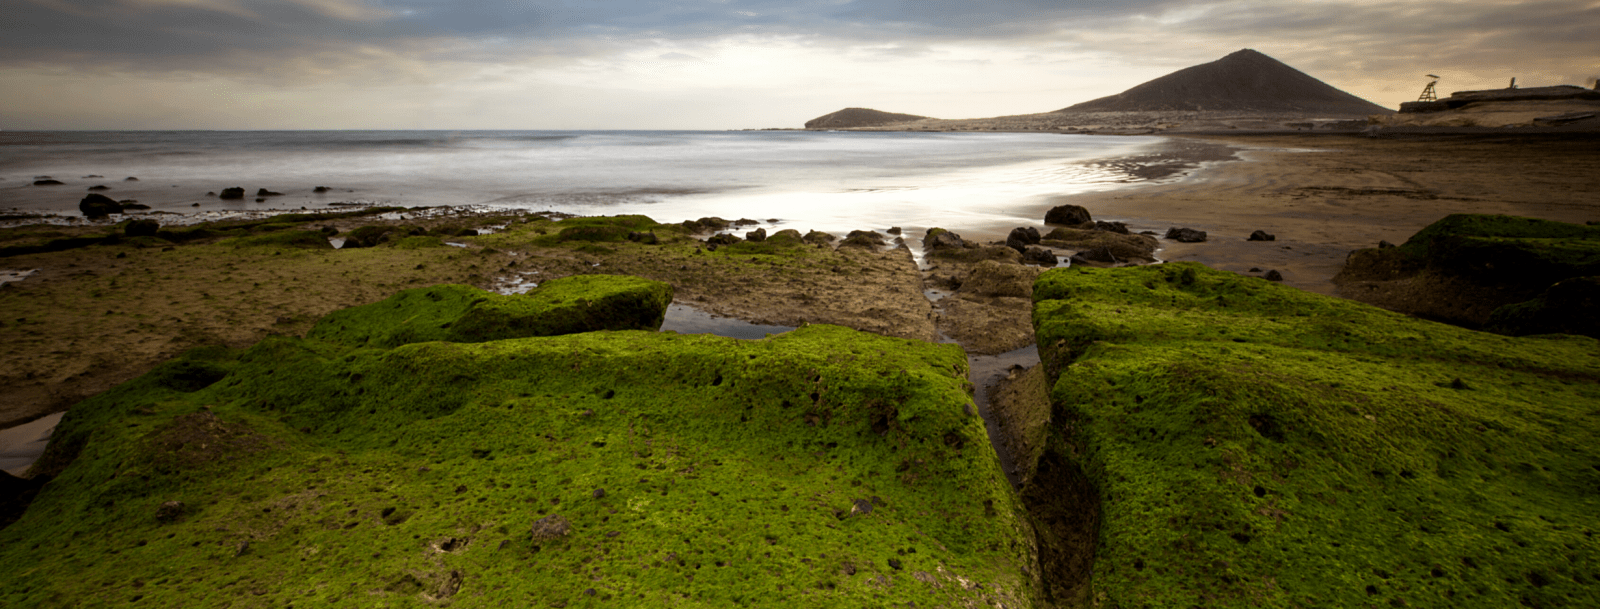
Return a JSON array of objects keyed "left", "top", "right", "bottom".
[
  {"left": 805, "top": 108, "right": 930, "bottom": 129},
  {"left": 1057, "top": 49, "right": 1391, "bottom": 115}
]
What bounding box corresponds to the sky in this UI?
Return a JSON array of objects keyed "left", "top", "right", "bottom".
[{"left": 1, "top": 0, "right": 1596, "bottom": 130}]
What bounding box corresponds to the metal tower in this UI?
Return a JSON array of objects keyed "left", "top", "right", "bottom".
[{"left": 1417, "top": 75, "right": 1440, "bottom": 102}]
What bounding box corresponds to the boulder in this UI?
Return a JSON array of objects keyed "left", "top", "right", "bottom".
[
  {"left": 123, "top": 176, "right": 139, "bottom": 181},
  {"left": 1165, "top": 227, "right": 1208, "bottom": 242},
  {"left": 1263, "top": 269, "right": 1284, "bottom": 281},
  {"left": 626, "top": 231, "right": 660, "bottom": 245},
  {"left": 1044, "top": 204, "right": 1092, "bottom": 226},
  {"left": 924, "top": 228, "right": 966, "bottom": 251},
  {"left": 960, "top": 260, "right": 1039, "bottom": 298},
  {"left": 1248, "top": 230, "right": 1276, "bottom": 241},
  {"left": 119, "top": 200, "right": 150, "bottom": 210},
  {"left": 1486, "top": 276, "right": 1600, "bottom": 339},
  {"left": 1021, "top": 245, "right": 1058, "bottom": 267},
  {"left": 1040, "top": 227, "right": 1159, "bottom": 261},
  {"left": 218, "top": 187, "right": 246, "bottom": 200},
  {"left": 87, "top": 185, "right": 110, "bottom": 191},
  {"left": 745, "top": 227, "right": 767, "bottom": 242},
  {"left": 125, "top": 219, "right": 160, "bottom": 237},
  {"left": 705, "top": 233, "right": 741, "bottom": 247},
  {"left": 1094, "top": 221, "right": 1131, "bottom": 234},
  {"left": 313, "top": 186, "right": 331, "bottom": 193},
  {"left": 33, "top": 179, "right": 64, "bottom": 186},
  {"left": 79, "top": 193, "right": 122, "bottom": 217},
  {"left": 256, "top": 188, "right": 283, "bottom": 196},
  {"left": 839, "top": 230, "right": 885, "bottom": 249},
  {"left": 1074, "top": 245, "right": 1123, "bottom": 264},
  {"left": 802, "top": 230, "right": 836, "bottom": 245},
  {"left": 1005, "top": 227, "right": 1042, "bottom": 252}
]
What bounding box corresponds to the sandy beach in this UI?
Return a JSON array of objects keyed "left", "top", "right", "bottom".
[{"left": 1057, "top": 132, "right": 1600, "bottom": 295}]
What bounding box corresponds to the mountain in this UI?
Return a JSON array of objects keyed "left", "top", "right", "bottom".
[
  {"left": 1057, "top": 49, "right": 1391, "bottom": 115},
  {"left": 804, "top": 107, "right": 930, "bottom": 129}
]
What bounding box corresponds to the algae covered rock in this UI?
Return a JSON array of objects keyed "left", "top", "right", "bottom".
[
  {"left": 308, "top": 275, "right": 673, "bottom": 348},
  {"left": 1336, "top": 214, "right": 1600, "bottom": 328},
  {"left": 2, "top": 312, "right": 1035, "bottom": 607},
  {"left": 1484, "top": 275, "right": 1600, "bottom": 338},
  {"left": 1029, "top": 262, "right": 1600, "bottom": 608}
]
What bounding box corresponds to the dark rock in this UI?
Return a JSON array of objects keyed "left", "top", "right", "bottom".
[
  {"left": 733, "top": 218, "right": 759, "bottom": 226},
  {"left": 850, "top": 499, "right": 873, "bottom": 516},
  {"left": 839, "top": 230, "right": 885, "bottom": 249},
  {"left": 155, "top": 500, "right": 186, "bottom": 523},
  {"left": 1165, "top": 227, "right": 1208, "bottom": 243},
  {"left": 1139, "top": 230, "right": 1158, "bottom": 236},
  {"left": 1094, "top": 221, "right": 1131, "bottom": 234},
  {"left": 126, "top": 219, "right": 160, "bottom": 237},
  {"left": 191, "top": 203, "right": 201, "bottom": 207},
  {"left": 33, "top": 179, "right": 64, "bottom": 186},
  {"left": 205, "top": 192, "right": 216, "bottom": 197},
  {"left": 83, "top": 175, "right": 103, "bottom": 178},
  {"left": 1248, "top": 230, "right": 1276, "bottom": 241},
  {"left": 87, "top": 185, "right": 110, "bottom": 191},
  {"left": 887, "top": 227, "right": 902, "bottom": 235},
  {"left": 592, "top": 488, "right": 606, "bottom": 499},
  {"left": 218, "top": 187, "right": 246, "bottom": 200},
  {"left": 1264, "top": 270, "right": 1284, "bottom": 281},
  {"left": 1378, "top": 240, "right": 1396, "bottom": 248},
  {"left": 0, "top": 471, "right": 49, "bottom": 530},
  {"left": 1005, "top": 227, "right": 1042, "bottom": 252},
  {"left": 1022, "top": 245, "right": 1058, "bottom": 267},
  {"left": 887, "top": 558, "right": 903, "bottom": 571},
  {"left": 256, "top": 188, "right": 283, "bottom": 196},
  {"left": 124, "top": 176, "right": 139, "bottom": 181},
  {"left": 1486, "top": 276, "right": 1600, "bottom": 339},
  {"left": 530, "top": 514, "right": 572, "bottom": 540},
  {"left": 1249, "top": 267, "right": 1262, "bottom": 273},
  {"left": 923, "top": 228, "right": 965, "bottom": 251},
  {"left": 803, "top": 230, "right": 836, "bottom": 245},
  {"left": 626, "top": 231, "right": 659, "bottom": 245},
  {"left": 320, "top": 226, "right": 339, "bottom": 236},
  {"left": 706, "top": 233, "right": 741, "bottom": 247},
  {"left": 745, "top": 227, "right": 767, "bottom": 242},
  {"left": 79, "top": 193, "right": 122, "bottom": 218},
  {"left": 1074, "top": 246, "right": 1122, "bottom": 264},
  {"left": 119, "top": 201, "right": 150, "bottom": 210},
  {"left": 1045, "top": 204, "right": 1092, "bottom": 226},
  {"left": 254, "top": 198, "right": 265, "bottom": 202}
]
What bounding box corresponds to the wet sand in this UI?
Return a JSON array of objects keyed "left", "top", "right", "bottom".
[{"left": 1054, "top": 132, "right": 1600, "bottom": 295}]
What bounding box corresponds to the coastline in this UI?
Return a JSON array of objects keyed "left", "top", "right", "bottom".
[{"left": 1043, "top": 131, "right": 1600, "bottom": 295}]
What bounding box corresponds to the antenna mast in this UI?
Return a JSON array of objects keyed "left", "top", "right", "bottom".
[{"left": 1417, "top": 75, "right": 1440, "bottom": 102}]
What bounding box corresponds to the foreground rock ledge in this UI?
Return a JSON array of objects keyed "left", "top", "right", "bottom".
[
  {"left": 0, "top": 282, "right": 1035, "bottom": 607},
  {"left": 1023, "top": 262, "right": 1599, "bottom": 608}
]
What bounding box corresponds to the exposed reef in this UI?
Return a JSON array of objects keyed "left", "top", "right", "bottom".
[
  {"left": 1, "top": 280, "right": 1036, "bottom": 607},
  {"left": 1018, "top": 262, "right": 1600, "bottom": 607}
]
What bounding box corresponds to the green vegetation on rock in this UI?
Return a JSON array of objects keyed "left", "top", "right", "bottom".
[
  {"left": 1029, "top": 262, "right": 1600, "bottom": 608},
  {"left": 1, "top": 277, "right": 1034, "bottom": 607},
  {"left": 308, "top": 277, "right": 673, "bottom": 349}
]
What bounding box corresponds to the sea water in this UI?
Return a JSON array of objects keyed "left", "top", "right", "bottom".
[{"left": 0, "top": 130, "right": 1174, "bottom": 241}]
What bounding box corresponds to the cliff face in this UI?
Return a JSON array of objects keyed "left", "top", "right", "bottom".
[
  {"left": 805, "top": 107, "right": 930, "bottom": 129},
  {"left": 1057, "top": 49, "right": 1391, "bottom": 115}
]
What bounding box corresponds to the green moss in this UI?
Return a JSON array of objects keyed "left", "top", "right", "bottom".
[
  {"left": 307, "top": 276, "right": 674, "bottom": 349},
  {"left": 1031, "top": 262, "right": 1600, "bottom": 608},
  {"left": 392, "top": 235, "right": 446, "bottom": 249},
  {"left": 1486, "top": 275, "right": 1600, "bottom": 338},
  {"left": 2, "top": 313, "right": 1035, "bottom": 607},
  {"left": 225, "top": 230, "right": 335, "bottom": 250}
]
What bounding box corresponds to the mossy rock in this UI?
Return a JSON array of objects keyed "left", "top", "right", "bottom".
[
  {"left": 557, "top": 225, "right": 633, "bottom": 242},
  {"left": 1029, "top": 262, "right": 1600, "bottom": 608},
  {"left": 1039, "top": 227, "right": 1157, "bottom": 260},
  {"left": 930, "top": 245, "right": 1022, "bottom": 264},
  {"left": 1, "top": 318, "right": 1034, "bottom": 607},
  {"left": 225, "top": 230, "right": 334, "bottom": 250},
  {"left": 308, "top": 276, "right": 674, "bottom": 349},
  {"left": 1485, "top": 275, "right": 1600, "bottom": 339}
]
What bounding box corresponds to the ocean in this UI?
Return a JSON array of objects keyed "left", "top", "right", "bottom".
[{"left": 0, "top": 130, "right": 1176, "bottom": 240}]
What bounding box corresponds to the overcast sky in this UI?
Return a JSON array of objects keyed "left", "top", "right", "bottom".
[{"left": 2, "top": 0, "right": 1595, "bottom": 129}]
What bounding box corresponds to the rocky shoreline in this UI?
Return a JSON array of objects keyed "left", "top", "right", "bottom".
[{"left": 2, "top": 131, "right": 1598, "bottom": 607}]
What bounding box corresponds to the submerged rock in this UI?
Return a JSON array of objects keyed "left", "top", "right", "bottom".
[
  {"left": 1021, "top": 245, "right": 1058, "bottom": 267},
  {"left": 1247, "top": 229, "right": 1276, "bottom": 241},
  {"left": 218, "top": 187, "right": 246, "bottom": 200}
]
